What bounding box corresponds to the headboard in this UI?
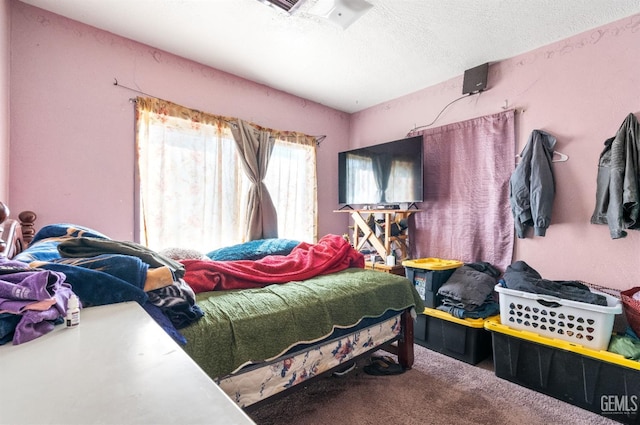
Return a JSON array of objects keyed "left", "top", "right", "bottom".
[{"left": 0, "top": 201, "right": 37, "bottom": 259}]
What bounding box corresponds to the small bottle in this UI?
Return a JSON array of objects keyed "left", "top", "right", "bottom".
[
  {"left": 66, "top": 295, "right": 80, "bottom": 327},
  {"left": 386, "top": 253, "right": 396, "bottom": 266}
]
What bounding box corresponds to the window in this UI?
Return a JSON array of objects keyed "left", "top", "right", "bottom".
[
  {"left": 265, "top": 138, "right": 317, "bottom": 242},
  {"left": 135, "top": 98, "right": 317, "bottom": 253}
]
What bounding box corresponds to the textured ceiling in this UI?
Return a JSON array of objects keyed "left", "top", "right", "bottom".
[{"left": 17, "top": 0, "right": 640, "bottom": 113}]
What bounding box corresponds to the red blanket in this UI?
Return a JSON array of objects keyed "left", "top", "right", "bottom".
[{"left": 181, "top": 234, "right": 364, "bottom": 293}]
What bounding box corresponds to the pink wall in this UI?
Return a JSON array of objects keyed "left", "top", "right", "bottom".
[
  {"left": 0, "top": 0, "right": 9, "bottom": 202},
  {"left": 351, "top": 15, "right": 640, "bottom": 290},
  {"left": 8, "top": 2, "right": 350, "bottom": 241},
  {"left": 7, "top": 2, "right": 640, "bottom": 290}
]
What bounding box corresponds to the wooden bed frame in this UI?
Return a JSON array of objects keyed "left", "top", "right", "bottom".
[
  {"left": 0, "top": 202, "right": 416, "bottom": 409},
  {"left": 0, "top": 202, "right": 36, "bottom": 259}
]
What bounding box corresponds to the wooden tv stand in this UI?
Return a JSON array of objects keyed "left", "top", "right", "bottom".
[
  {"left": 364, "top": 260, "right": 406, "bottom": 276},
  {"left": 334, "top": 208, "right": 421, "bottom": 260}
]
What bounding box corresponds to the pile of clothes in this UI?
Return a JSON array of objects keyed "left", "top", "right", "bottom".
[
  {"left": 2, "top": 223, "right": 204, "bottom": 346},
  {"left": 500, "top": 260, "right": 607, "bottom": 306},
  {"left": 0, "top": 257, "right": 76, "bottom": 345},
  {"left": 500, "top": 261, "right": 640, "bottom": 361},
  {"left": 436, "top": 261, "right": 501, "bottom": 319}
]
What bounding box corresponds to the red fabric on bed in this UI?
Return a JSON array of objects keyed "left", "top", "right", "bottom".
[{"left": 181, "top": 234, "right": 365, "bottom": 293}]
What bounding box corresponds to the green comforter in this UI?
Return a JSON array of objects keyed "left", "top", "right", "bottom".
[{"left": 181, "top": 268, "right": 424, "bottom": 379}]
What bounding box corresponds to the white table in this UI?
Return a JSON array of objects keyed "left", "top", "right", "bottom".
[{"left": 0, "top": 302, "right": 255, "bottom": 425}]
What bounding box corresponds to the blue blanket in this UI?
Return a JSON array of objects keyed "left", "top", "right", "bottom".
[
  {"left": 13, "top": 223, "right": 109, "bottom": 263},
  {"left": 30, "top": 255, "right": 149, "bottom": 308},
  {"left": 14, "top": 225, "right": 148, "bottom": 307},
  {"left": 12, "top": 224, "right": 201, "bottom": 345},
  {"left": 206, "top": 238, "right": 300, "bottom": 261}
]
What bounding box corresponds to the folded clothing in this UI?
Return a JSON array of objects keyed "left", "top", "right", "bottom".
[
  {"left": 438, "top": 295, "right": 500, "bottom": 319},
  {"left": 436, "top": 262, "right": 500, "bottom": 320},
  {"left": 437, "top": 262, "right": 499, "bottom": 308}
]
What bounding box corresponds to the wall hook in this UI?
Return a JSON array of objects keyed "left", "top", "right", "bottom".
[{"left": 552, "top": 151, "right": 569, "bottom": 162}]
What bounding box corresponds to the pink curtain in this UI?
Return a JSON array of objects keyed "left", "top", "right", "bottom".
[{"left": 410, "top": 110, "right": 515, "bottom": 272}]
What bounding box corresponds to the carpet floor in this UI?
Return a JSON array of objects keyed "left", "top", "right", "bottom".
[{"left": 248, "top": 344, "right": 621, "bottom": 425}]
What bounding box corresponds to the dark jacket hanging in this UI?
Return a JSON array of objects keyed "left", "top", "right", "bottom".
[
  {"left": 590, "top": 113, "right": 640, "bottom": 239},
  {"left": 509, "top": 129, "right": 556, "bottom": 238}
]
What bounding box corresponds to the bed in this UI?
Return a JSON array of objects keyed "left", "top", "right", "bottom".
[{"left": 0, "top": 202, "right": 424, "bottom": 410}]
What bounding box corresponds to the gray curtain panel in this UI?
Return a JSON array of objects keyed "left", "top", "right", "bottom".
[{"left": 230, "top": 119, "right": 278, "bottom": 241}]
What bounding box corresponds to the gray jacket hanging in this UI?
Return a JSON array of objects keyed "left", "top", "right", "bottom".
[
  {"left": 509, "top": 129, "right": 556, "bottom": 238},
  {"left": 590, "top": 113, "right": 640, "bottom": 239}
]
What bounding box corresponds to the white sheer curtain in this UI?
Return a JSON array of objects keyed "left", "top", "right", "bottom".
[
  {"left": 135, "top": 97, "right": 318, "bottom": 252},
  {"left": 136, "top": 98, "right": 249, "bottom": 253},
  {"left": 265, "top": 137, "right": 317, "bottom": 243}
]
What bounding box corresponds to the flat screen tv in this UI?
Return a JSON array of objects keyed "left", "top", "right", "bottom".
[{"left": 338, "top": 135, "right": 424, "bottom": 208}]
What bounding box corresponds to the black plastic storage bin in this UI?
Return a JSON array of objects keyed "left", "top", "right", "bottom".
[
  {"left": 414, "top": 307, "right": 494, "bottom": 365},
  {"left": 402, "top": 258, "right": 462, "bottom": 308},
  {"left": 485, "top": 318, "right": 640, "bottom": 424}
]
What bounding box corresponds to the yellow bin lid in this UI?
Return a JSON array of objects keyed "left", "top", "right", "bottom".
[
  {"left": 484, "top": 317, "right": 640, "bottom": 370},
  {"left": 402, "top": 257, "right": 463, "bottom": 271},
  {"left": 422, "top": 307, "right": 498, "bottom": 328}
]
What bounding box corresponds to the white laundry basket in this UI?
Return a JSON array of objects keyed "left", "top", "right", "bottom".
[{"left": 495, "top": 284, "right": 622, "bottom": 350}]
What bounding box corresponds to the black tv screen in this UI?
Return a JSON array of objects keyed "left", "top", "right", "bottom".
[{"left": 338, "top": 135, "right": 424, "bottom": 207}]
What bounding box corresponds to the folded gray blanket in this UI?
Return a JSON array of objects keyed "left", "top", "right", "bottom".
[{"left": 437, "top": 262, "right": 499, "bottom": 307}]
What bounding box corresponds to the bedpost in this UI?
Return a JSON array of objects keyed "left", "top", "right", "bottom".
[
  {"left": 0, "top": 202, "right": 7, "bottom": 221},
  {"left": 18, "top": 210, "right": 37, "bottom": 245},
  {"left": 0, "top": 202, "right": 8, "bottom": 255},
  {"left": 0, "top": 204, "right": 36, "bottom": 258},
  {"left": 0, "top": 203, "right": 31, "bottom": 258},
  {"left": 380, "top": 309, "right": 415, "bottom": 369},
  {"left": 397, "top": 309, "right": 415, "bottom": 369}
]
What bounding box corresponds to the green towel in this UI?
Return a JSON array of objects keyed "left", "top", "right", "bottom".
[{"left": 608, "top": 334, "right": 640, "bottom": 361}]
